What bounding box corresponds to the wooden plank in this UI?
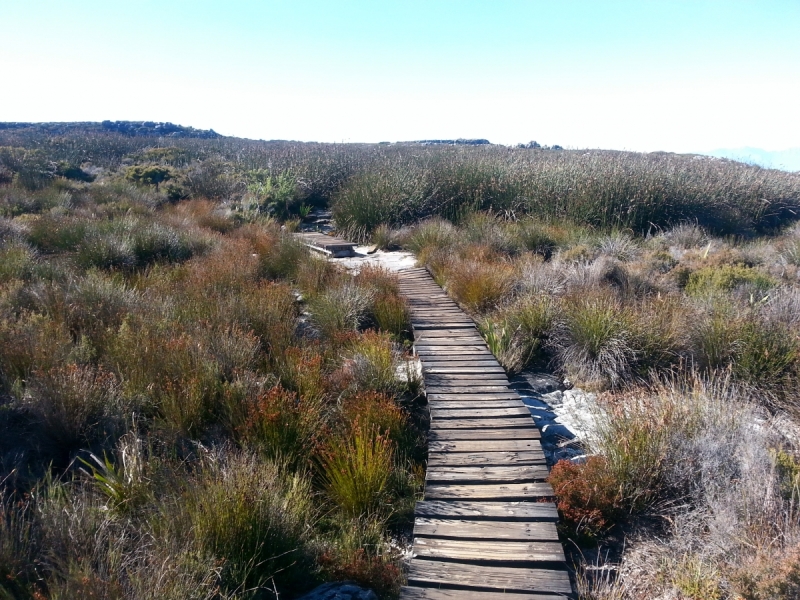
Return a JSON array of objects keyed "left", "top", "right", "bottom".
[
  {"left": 427, "top": 451, "right": 546, "bottom": 467},
  {"left": 415, "top": 501, "right": 559, "bottom": 521},
  {"left": 427, "top": 400, "right": 525, "bottom": 409},
  {"left": 424, "top": 386, "right": 512, "bottom": 393},
  {"left": 414, "top": 340, "right": 488, "bottom": 355},
  {"left": 423, "top": 367, "right": 507, "bottom": 375},
  {"left": 424, "top": 482, "right": 554, "bottom": 500},
  {"left": 423, "top": 361, "right": 501, "bottom": 368},
  {"left": 429, "top": 419, "right": 535, "bottom": 430},
  {"left": 413, "top": 323, "right": 476, "bottom": 330},
  {"left": 415, "top": 329, "right": 483, "bottom": 338},
  {"left": 425, "top": 373, "right": 508, "bottom": 386},
  {"left": 430, "top": 407, "right": 531, "bottom": 419},
  {"left": 429, "top": 429, "right": 540, "bottom": 441},
  {"left": 407, "top": 560, "right": 572, "bottom": 595},
  {"left": 427, "top": 393, "right": 520, "bottom": 401},
  {"left": 400, "top": 586, "right": 565, "bottom": 600},
  {"left": 413, "top": 538, "right": 565, "bottom": 563},
  {"left": 426, "top": 465, "right": 549, "bottom": 484},
  {"left": 413, "top": 518, "right": 559, "bottom": 541},
  {"left": 429, "top": 439, "right": 542, "bottom": 453},
  {"left": 415, "top": 340, "right": 490, "bottom": 347}
]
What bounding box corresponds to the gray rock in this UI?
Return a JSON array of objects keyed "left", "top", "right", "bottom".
[
  {"left": 540, "top": 390, "right": 564, "bottom": 406},
  {"left": 296, "top": 581, "right": 378, "bottom": 600}
]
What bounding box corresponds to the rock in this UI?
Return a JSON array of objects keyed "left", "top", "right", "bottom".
[
  {"left": 540, "top": 390, "right": 564, "bottom": 406},
  {"left": 296, "top": 582, "right": 378, "bottom": 600}
]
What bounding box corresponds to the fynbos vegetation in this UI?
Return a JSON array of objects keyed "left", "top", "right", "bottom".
[{"left": 2, "top": 123, "right": 800, "bottom": 599}]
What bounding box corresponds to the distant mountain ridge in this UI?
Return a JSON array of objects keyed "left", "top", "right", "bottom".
[
  {"left": 705, "top": 147, "right": 800, "bottom": 172},
  {"left": 0, "top": 121, "right": 222, "bottom": 139}
]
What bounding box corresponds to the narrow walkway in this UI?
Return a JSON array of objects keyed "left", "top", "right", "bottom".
[
  {"left": 292, "top": 232, "right": 572, "bottom": 597},
  {"left": 397, "top": 268, "right": 572, "bottom": 599}
]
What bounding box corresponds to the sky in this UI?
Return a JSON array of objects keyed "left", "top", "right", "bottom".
[{"left": 1, "top": 0, "right": 799, "bottom": 153}]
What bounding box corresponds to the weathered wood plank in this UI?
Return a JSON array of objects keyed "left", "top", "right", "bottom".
[
  {"left": 423, "top": 367, "right": 507, "bottom": 375},
  {"left": 427, "top": 393, "right": 521, "bottom": 401},
  {"left": 427, "top": 451, "right": 547, "bottom": 467},
  {"left": 428, "top": 429, "right": 540, "bottom": 442},
  {"left": 399, "top": 586, "right": 565, "bottom": 600},
  {"left": 413, "top": 537, "right": 565, "bottom": 563},
  {"left": 407, "top": 560, "right": 572, "bottom": 595},
  {"left": 427, "top": 400, "right": 525, "bottom": 409},
  {"left": 415, "top": 501, "right": 559, "bottom": 521},
  {"left": 413, "top": 518, "right": 559, "bottom": 541},
  {"left": 429, "top": 418, "right": 536, "bottom": 430},
  {"left": 430, "top": 407, "right": 531, "bottom": 419},
  {"left": 426, "top": 465, "right": 549, "bottom": 484},
  {"left": 424, "top": 482, "right": 554, "bottom": 500},
  {"left": 429, "top": 439, "right": 542, "bottom": 453},
  {"left": 424, "top": 386, "right": 512, "bottom": 394}
]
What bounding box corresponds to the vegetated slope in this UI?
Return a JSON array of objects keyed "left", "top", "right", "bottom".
[
  {"left": 2, "top": 123, "right": 800, "bottom": 599},
  {"left": 400, "top": 212, "right": 800, "bottom": 599},
  {"left": 0, "top": 138, "right": 426, "bottom": 597},
  {"left": 2, "top": 123, "right": 800, "bottom": 238}
]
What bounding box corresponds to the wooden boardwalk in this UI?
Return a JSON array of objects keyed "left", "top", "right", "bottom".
[
  {"left": 397, "top": 268, "right": 572, "bottom": 599},
  {"left": 296, "top": 231, "right": 357, "bottom": 257}
]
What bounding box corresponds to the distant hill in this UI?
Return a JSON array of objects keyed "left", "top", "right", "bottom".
[
  {"left": 705, "top": 147, "right": 800, "bottom": 172},
  {"left": 0, "top": 121, "right": 222, "bottom": 139}
]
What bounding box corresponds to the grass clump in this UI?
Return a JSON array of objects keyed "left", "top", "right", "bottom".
[
  {"left": 685, "top": 264, "right": 776, "bottom": 296},
  {"left": 321, "top": 422, "right": 394, "bottom": 518},
  {"left": 180, "top": 452, "right": 315, "bottom": 595}
]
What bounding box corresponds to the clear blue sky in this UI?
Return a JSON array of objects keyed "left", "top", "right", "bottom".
[{"left": 1, "top": 1, "right": 798, "bottom": 152}]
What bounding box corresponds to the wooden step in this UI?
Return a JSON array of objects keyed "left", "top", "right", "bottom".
[
  {"left": 406, "top": 560, "right": 572, "bottom": 595},
  {"left": 424, "top": 482, "right": 554, "bottom": 501},
  {"left": 415, "top": 501, "right": 559, "bottom": 521}
]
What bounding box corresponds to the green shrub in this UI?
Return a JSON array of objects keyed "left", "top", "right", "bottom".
[
  {"left": 24, "top": 364, "right": 123, "bottom": 450},
  {"left": 734, "top": 320, "right": 798, "bottom": 392},
  {"left": 685, "top": 264, "right": 776, "bottom": 297},
  {"left": 444, "top": 259, "right": 515, "bottom": 314},
  {"left": 258, "top": 233, "right": 308, "bottom": 280},
  {"left": 321, "top": 422, "right": 394, "bottom": 517},
  {"left": 237, "top": 383, "right": 325, "bottom": 464},
  {"left": 550, "top": 294, "right": 637, "bottom": 388},
  {"left": 26, "top": 216, "right": 86, "bottom": 253},
  {"left": 309, "top": 282, "right": 375, "bottom": 339},
  {"left": 181, "top": 453, "right": 315, "bottom": 594},
  {"left": 347, "top": 330, "right": 399, "bottom": 394},
  {"left": 0, "top": 244, "right": 37, "bottom": 282}
]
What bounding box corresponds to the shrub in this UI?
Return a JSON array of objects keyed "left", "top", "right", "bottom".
[
  {"left": 444, "top": 258, "right": 515, "bottom": 314},
  {"left": 0, "top": 313, "right": 72, "bottom": 387},
  {"left": 0, "top": 243, "right": 37, "bottom": 283},
  {"left": 346, "top": 330, "right": 399, "bottom": 394},
  {"left": 24, "top": 364, "right": 123, "bottom": 451},
  {"left": 180, "top": 453, "right": 315, "bottom": 595},
  {"left": 26, "top": 216, "right": 86, "bottom": 253},
  {"left": 734, "top": 319, "right": 798, "bottom": 393},
  {"left": 548, "top": 457, "right": 622, "bottom": 540},
  {"left": 403, "top": 218, "right": 457, "bottom": 257},
  {"left": 340, "top": 391, "right": 409, "bottom": 449},
  {"left": 237, "top": 383, "right": 325, "bottom": 464},
  {"left": 685, "top": 264, "right": 776, "bottom": 297},
  {"left": 480, "top": 318, "right": 528, "bottom": 374},
  {"left": 309, "top": 282, "right": 375, "bottom": 339},
  {"left": 278, "top": 345, "right": 327, "bottom": 403},
  {"left": 320, "top": 422, "right": 394, "bottom": 518},
  {"left": 318, "top": 516, "right": 403, "bottom": 598},
  {"left": 371, "top": 291, "right": 409, "bottom": 338},
  {"left": 549, "top": 293, "right": 637, "bottom": 388},
  {"left": 258, "top": 232, "right": 308, "bottom": 281}
]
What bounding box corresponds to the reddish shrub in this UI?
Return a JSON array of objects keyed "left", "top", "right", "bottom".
[{"left": 548, "top": 457, "right": 622, "bottom": 540}]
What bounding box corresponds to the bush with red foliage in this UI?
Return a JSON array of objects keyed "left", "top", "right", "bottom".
[{"left": 548, "top": 456, "right": 622, "bottom": 540}]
